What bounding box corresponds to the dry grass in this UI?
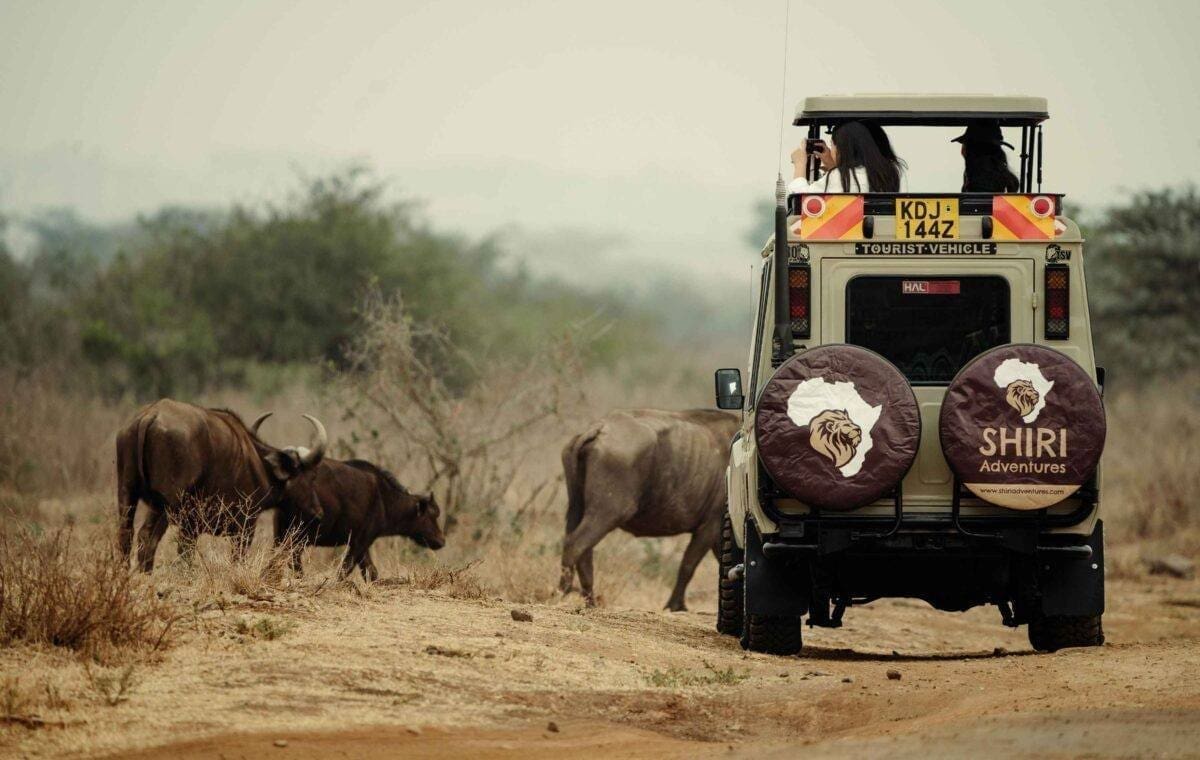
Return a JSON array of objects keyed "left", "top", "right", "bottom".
[
  {"left": 396, "top": 561, "right": 490, "bottom": 600},
  {"left": 0, "top": 526, "right": 177, "bottom": 660},
  {"left": 1102, "top": 377, "right": 1200, "bottom": 545},
  {"left": 0, "top": 368, "right": 127, "bottom": 520}
]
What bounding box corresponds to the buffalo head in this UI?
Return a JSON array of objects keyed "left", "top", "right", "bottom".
[
  {"left": 251, "top": 413, "right": 328, "bottom": 516},
  {"left": 407, "top": 492, "right": 446, "bottom": 550}
]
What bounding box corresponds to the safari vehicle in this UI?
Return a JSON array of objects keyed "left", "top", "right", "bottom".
[{"left": 715, "top": 94, "right": 1107, "bottom": 655}]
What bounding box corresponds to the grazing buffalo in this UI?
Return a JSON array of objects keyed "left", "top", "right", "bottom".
[
  {"left": 559, "top": 409, "right": 739, "bottom": 611},
  {"left": 115, "top": 399, "right": 327, "bottom": 571},
  {"left": 274, "top": 456, "right": 445, "bottom": 580}
]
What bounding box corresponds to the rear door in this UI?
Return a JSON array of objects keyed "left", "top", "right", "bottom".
[{"left": 821, "top": 257, "right": 1035, "bottom": 508}]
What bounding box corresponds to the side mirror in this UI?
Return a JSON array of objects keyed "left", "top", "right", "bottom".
[{"left": 714, "top": 368, "right": 744, "bottom": 410}]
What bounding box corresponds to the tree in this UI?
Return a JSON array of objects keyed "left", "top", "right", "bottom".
[{"left": 1086, "top": 187, "right": 1200, "bottom": 378}]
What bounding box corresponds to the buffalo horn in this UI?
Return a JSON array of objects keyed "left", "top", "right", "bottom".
[
  {"left": 300, "top": 414, "right": 327, "bottom": 467},
  {"left": 250, "top": 412, "right": 273, "bottom": 437}
]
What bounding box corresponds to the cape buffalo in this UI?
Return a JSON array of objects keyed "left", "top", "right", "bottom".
[
  {"left": 559, "top": 409, "right": 739, "bottom": 611},
  {"left": 274, "top": 457, "right": 445, "bottom": 581},
  {"left": 115, "top": 399, "right": 327, "bottom": 571}
]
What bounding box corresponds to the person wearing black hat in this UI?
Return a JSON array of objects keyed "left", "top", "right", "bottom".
[{"left": 953, "top": 121, "right": 1020, "bottom": 193}]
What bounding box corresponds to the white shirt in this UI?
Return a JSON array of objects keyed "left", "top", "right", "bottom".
[{"left": 788, "top": 166, "right": 908, "bottom": 194}]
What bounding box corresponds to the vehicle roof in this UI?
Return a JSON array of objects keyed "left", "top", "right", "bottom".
[{"left": 794, "top": 94, "right": 1049, "bottom": 126}]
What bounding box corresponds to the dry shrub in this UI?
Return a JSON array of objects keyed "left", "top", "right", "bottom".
[
  {"left": 84, "top": 663, "right": 139, "bottom": 706},
  {"left": 338, "top": 293, "right": 586, "bottom": 544},
  {"left": 0, "top": 526, "right": 177, "bottom": 658},
  {"left": 167, "top": 509, "right": 319, "bottom": 603},
  {"left": 1102, "top": 377, "right": 1200, "bottom": 542},
  {"left": 399, "top": 561, "right": 489, "bottom": 600}
]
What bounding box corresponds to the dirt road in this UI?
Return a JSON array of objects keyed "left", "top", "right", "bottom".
[{"left": 5, "top": 575, "right": 1200, "bottom": 759}]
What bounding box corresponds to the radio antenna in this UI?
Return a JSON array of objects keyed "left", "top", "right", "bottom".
[
  {"left": 776, "top": 0, "right": 792, "bottom": 173},
  {"left": 771, "top": 0, "right": 795, "bottom": 365}
]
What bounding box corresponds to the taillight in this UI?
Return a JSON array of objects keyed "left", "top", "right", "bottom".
[
  {"left": 789, "top": 264, "right": 810, "bottom": 338},
  {"left": 802, "top": 195, "right": 826, "bottom": 218},
  {"left": 1045, "top": 264, "right": 1069, "bottom": 339},
  {"left": 1030, "top": 195, "right": 1055, "bottom": 218}
]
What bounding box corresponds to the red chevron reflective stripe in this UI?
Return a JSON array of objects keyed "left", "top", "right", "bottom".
[
  {"left": 810, "top": 195, "right": 864, "bottom": 239},
  {"left": 992, "top": 196, "right": 1050, "bottom": 239}
]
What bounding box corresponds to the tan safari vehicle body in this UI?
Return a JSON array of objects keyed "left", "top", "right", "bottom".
[{"left": 714, "top": 94, "right": 1106, "bottom": 655}]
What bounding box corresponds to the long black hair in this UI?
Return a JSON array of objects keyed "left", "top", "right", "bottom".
[
  {"left": 865, "top": 122, "right": 907, "bottom": 172},
  {"left": 962, "top": 142, "right": 1019, "bottom": 192},
  {"left": 830, "top": 121, "right": 901, "bottom": 192}
]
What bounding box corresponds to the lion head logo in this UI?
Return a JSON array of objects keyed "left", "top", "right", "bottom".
[
  {"left": 787, "top": 378, "right": 882, "bottom": 477},
  {"left": 809, "top": 409, "right": 862, "bottom": 468},
  {"left": 993, "top": 358, "right": 1054, "bottom": 423},
  {"left": 1005, "top": 379, "right": 1040, "bottom": 418}
]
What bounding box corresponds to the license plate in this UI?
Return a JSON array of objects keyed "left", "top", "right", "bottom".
[{"left": 896, "top": 198, "right": 959, "bottom": 239}]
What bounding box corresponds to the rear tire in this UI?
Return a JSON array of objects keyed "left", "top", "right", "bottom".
[
  {"left": 741, "top": 613, "right": 803, "bottom": 656},
  {"left": 1028, "top": 613, "right": 1104, "bottom": 652},
  {"left": 739, "top": 528, "right": 803, "bottom": 655},
  {"left": 716, "top": 512, "right": 744, "bottom": 637}
]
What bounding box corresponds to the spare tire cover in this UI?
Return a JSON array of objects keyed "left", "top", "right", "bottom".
[
  {"left": 755, "top": 345, "right": 920, "bottom": 511},
  {"left": 939, "top": 344, "right": 1105, "bottom": 510}
]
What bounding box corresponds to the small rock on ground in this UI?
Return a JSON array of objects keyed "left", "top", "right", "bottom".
[
  {"left": 511, "top": 609, "right": 534, "bottom": 622},
  {"left": 886, "top": 669, "right": 902, "bottom": 680},
  {"left": 547, "top": 721, "right": 559, "bottom": 733}
]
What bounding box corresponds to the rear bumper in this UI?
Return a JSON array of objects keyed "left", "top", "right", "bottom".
[
  {"left": 744, "top": 482, "right": 1104, "bottom": 622},
  {"left": 760, "top": 476, "right": 1097, "bottom": 556}
]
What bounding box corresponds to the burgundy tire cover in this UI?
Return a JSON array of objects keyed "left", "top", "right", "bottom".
[
  {"left": 755, "top": 345, "right": 921, "bottom": 511},
  {"left": 939, "top": 344, "right": 1105, "bottom": 510}
]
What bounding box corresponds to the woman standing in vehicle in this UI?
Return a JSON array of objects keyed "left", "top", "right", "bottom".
[
  {"left": 789, "top": 120, "right": 903, "bottom": 194},
  {"left": 954, "top": 121, "right": 1020, "bottom": 192}
]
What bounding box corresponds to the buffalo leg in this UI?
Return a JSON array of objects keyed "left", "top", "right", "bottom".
[
  {"left": 338, "top": 542, "right": 367, "bottom": 579},
  {"left": 665, "top": 521, "right": 721, "bottom": 612},
  {"left": 115, "top": 425, "right": 140, "bottom": 561},
  {"left": 115, "top": 477, "right": 139, "bottom": 562},
  {"left": 117, "top": 501, "right": 138, "bottom": 562},
  {"left": 136, "top": 509, "right": 170, "bottom": 572},
  {"left": 358, "top": 552, "right": 379, "bottom": 583},
  {"left": 558, "top": 565, "right": 576, "bottom": 595},
  {"left": 562, "top": 511, "right": 628, "bottom": 607},
  {"left": 575, "top": 547, "right": 595, "bottom": 604}
]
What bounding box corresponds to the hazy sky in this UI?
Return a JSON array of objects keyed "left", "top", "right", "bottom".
[{"left": 2, "top": 0, "right": 1198, "bottom": 290}]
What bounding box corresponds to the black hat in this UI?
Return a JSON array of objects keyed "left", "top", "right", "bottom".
[{"left": 951, "top": 121, "right": 1014, "bottom": 150}]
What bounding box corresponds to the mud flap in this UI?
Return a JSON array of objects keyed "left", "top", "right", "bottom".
[
  {"left": 1039, "top": 520, "right": 1105, "bottom": 617},
  {"left": 745, "top": 519, "right": 810, "bottom": 618}
]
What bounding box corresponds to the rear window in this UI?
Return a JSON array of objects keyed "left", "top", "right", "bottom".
[{"left": 845, "top": 276, "right": 1010, "bottom": 384}]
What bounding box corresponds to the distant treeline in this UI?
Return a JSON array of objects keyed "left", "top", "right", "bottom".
[
  {"left": 1, "top": 178, "right": 1195, "bottom": 398},
  {"left": 0, "top": 171, "right": 657, "bottom": 397},
  {"left": 1082, "top": 187, "right": 1200, "bottom": 379}
]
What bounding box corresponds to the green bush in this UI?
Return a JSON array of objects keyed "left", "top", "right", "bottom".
[
  {"left": 1085, "top": 187, "right": 1200, "bottom": 379},
  {"left": 1, "top": 171, "right": 657, "bottom": 397}
]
